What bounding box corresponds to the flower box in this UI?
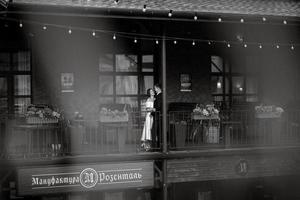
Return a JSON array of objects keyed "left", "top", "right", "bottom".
[
  {"left": 255, "top": 112, "right": 282, "bottom": 119},
  {"left": 191, "top": 113, "right": 220, "bottom": 120},
  {"left": 26, "top": 117, "right": 58, "bottom": 124},
  {"left": 99, "top": 112, "right": 129, "bottom": 123}
]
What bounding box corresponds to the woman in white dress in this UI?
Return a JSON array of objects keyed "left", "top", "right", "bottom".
[{"left": 141, "top": 88, "right": 156, "bottom": 151}]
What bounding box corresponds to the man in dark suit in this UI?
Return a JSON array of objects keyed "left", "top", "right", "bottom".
[{"left": 152, "top": 83, "right": 162, "bottom": 149}]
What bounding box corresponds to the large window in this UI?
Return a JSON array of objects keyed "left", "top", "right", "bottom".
[
  {"left": 211, "top": 56, "right": 258, "bottom": 108},
  {"left": 99, "top": 54, "right": 155, "bottom": 111},
  {"left": 0, "top": 51, "right": 31, "bottom": 114}
]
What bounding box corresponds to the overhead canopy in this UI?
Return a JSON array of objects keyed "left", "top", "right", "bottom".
[{"left": 10, "top": 0, "right": 300, "bottom": 18}]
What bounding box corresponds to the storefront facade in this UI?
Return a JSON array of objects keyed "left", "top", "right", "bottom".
[{"left": 1, "top": 0, "right": 300, "bottom": 199}]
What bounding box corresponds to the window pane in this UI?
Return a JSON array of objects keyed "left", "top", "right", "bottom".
[
  {"left": 99, "top": 75, "right": 113, "bottom": 95},
  {"left": 211, "top": 76, "right": 223, "bottom": 94},
  {"left": 116, "top": 97, "right": 138, "bottom": 109},
  {"left": 0, "top": 98, "right": 8, "bottom": 113},
  {"left": 141, "top": 76, "right": 154, "bottom": 94},
  {"left": 211, "top": 56, "right": 223, "bottom": 73},
  {"left": 142, "top": 55, "right": 154, "bottom": 72},
  {"left": 0, "top": 78, "right": 7, "bottom": 96},
  {"left": 246, "top": 95, "right": 258, "bottom": 102},
  {"left": 232, "top": 76, "right": 244, "bottom": 94},
  {"left": 14, "top": 75, "right": 31, "bottom": 95},
  {"left": 0, "top": 53, "right": 10, "bottom": 71},
  {"left": 116, "top": 55, "right": 137, "bottom": 72},
  {"left": 99, "top": 54, "right": 113, "bottom": 72},
  {"left": 116, "top": 76, "right": 138, "bottom": 95},
  {"left": 246, "top": 77, "right": 258, "bottom": 94},
  {"left": 99, "top": 97, "right": 114, "bottom": 105},
  {"left": 14, "top": 97, "right": 31, "bottom": 114},
  {"left": 232, "top": 96, "right": 245, "bottom": 104},
  {"left": 13, "top": 51, "right": 30, "bottom": 71}
]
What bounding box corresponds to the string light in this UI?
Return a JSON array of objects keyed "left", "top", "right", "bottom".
[
  {"left": 113, "top": 34, "right": 116, "bottom": 40},
  {"left": 283, "top": 20, "right": 287, "bottom": 25},
  {"left": 19, "top": 21, "right": 23, "bottom": 28},
  {"left": 92, "top": 31, "right": 96, "bottom": 36},
  {"left": 174, "top": 40, "right": 177, "bottom": 44},
  {"left": 276, "top": 45, "right": 280, "bottom": 49},
  {"left": 194, "top": 13, "right": 198, "bottom": 20},
  {"left": 155, "top": 39, "right": 159, "bottom": 45},
  {"left": 43, "top": 25, "right": 47, "bottom": 30},
  {"left": 168, "top": 10, "right": 173, "bottom": 17},
  {"left": 291, "top": 45, "right": 295, "bottom": 50},
  {"left": 142, "top": 5, "right": 147, "bottom": 12},
  {"left": 262, "top": 17, "right": 267, "bottom": 22},
  {"left": 240, "top": 18, "right": 244, "bottom": 23},
  {"left": 227, "top": 43, "right": 231, "bottom": 48},
  {"left": 192, "top": 40, "right": 195, "bottom": 46},
  {"left": 208, "top": 41, "right": 211, "bottom": 45},
  {"left": 218, "top": 18, "right": 222, "bottom": 22},
  {"left": 259, "top": 44, "right": 263, "bottom": 49},
  {"left": 134, "top": 38, "right": 137, "bottom": 43},
  {"left": 244, "top": 44, "right": 247, "bottom": 48},
  {"left": 68, "top": 28, "right": 72, "bottom": 34}
]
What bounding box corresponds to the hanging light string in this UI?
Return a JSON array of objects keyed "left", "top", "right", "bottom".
[{"left": 0, "top": 16, "right": 299, "bottom": 48}]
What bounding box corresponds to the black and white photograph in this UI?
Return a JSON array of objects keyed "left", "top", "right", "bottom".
[{"left": 0, "top": 0, "right": 300, "bottom": 200}]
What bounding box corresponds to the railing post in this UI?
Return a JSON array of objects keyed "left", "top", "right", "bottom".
[{"left": 162, "top": 36, "right": 168, "bottom": 200}]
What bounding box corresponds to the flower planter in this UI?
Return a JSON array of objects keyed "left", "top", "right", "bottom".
[
  {"left": 99, "top": 112, "right": 129, "bottom": 123},
  {"left": 26, "top": 117, "right": 58, "bottom": 124}
]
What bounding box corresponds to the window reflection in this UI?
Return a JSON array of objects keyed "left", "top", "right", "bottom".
[
  {"left": 99, "top": 54, "right": 113, "bottom": 72},
  {"left": 141, "top": 76, "right": 154, "bottom": 94},
  {"left": 116, "top": 55, "right": 137, "bottom": 72},
  {"left": 0, "top": 53, "right": 10, "bottom": 71},
  {"left": 99, "top": 76, "right": 114, "bottom": 95},
  {"left": 14, "top": 75, "right": 31, "bottom": 95},
  {"left": 0, "top": 78, "right": 7, "bottom": 96},
  {"left": 142, "top": 55, "right": 154, "bottom": 72},
  {"left": 116, "top": 76, "right": 138, "bottom": 95},
  {"left": 13, "top": 51, "right": 31, "bottom": 71},
  {"left": 116, "top": 97, "right": 138, "bottom": 109}
]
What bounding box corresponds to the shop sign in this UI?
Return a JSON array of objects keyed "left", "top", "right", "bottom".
[
  {"left": 61, "top": 73, "right": 74, "bottom": 93},
  {"left": 17, "top": 161, "right": 153, "bottom": 196},
  {"left": 235, "top": 160, "right": 249, "bottom": 176}
]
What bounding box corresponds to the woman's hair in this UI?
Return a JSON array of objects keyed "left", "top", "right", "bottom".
[{"left": 147, "top": 88, "right": 153, "bottom": 96}]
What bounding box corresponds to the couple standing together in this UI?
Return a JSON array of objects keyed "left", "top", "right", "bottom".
[{"left": 141, "top": 84, "right": 162, "bottom": 151}]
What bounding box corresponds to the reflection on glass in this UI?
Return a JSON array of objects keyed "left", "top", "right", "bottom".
[
  {"left": 0, "top": 78, "right": 7, "bottom": 96},
  {"left": 232, "top": 76, "right": 244, "bottom": 94},
  {"left": 0, "top": 98, "right": 8, "bottom": 113},
  {"left": 211, "top": 76, "right": 223, "bottom": 94},
  {"left": 14, "top": 97, "right": 31, "bottom": 114},
  {"left": 99, "top": 54, "right": 113, "bottom": 72},
  {"left": 116, "top": 76, "right": 138, "bottom": 95},
  {"left": 141, "top": 76, "right": 154, "bottom": 94},
  {"left": 13, "top": 51, "right": 31, "bottom": 71},
  {"left": 116, "top": 55, "right": 137, "bottom": 72},
  {"left": 99, "top": 76, "right": 113, "bottom": 95},
  {"left": 116, "top": 97, "right": 138, "bottom": 108},
  {"left": 211, "top": 56, "right": 223, "bottom": 73},
  {"left": 142, "top": 55, "right": 154, "bottom": 72},
  {"left": 0, "top": 53, "right": 10, "bottom": 71},
  {"left": 14, "top": 75, "right": 31, "bottom": 95}
]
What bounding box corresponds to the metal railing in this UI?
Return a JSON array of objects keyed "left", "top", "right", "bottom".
[
  {"left": 1, "top": 109, "right": 300, "bottom": 159},
  {"left": 1, "top": 112, "right": 162, "bottom": 159},
  {"left": 168, "top": 109, "right": 300, "bottom": 150}
]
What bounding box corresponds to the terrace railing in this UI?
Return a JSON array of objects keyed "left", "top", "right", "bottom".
[
  {"left": 1, "top": 109, "right": 300, "bottom": 159},
  {"left": 1, "top": 112, "right": 162, "bottom": 159},
  {"left": 168, "top": 109, "right": 300, "bottom": 150}
]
